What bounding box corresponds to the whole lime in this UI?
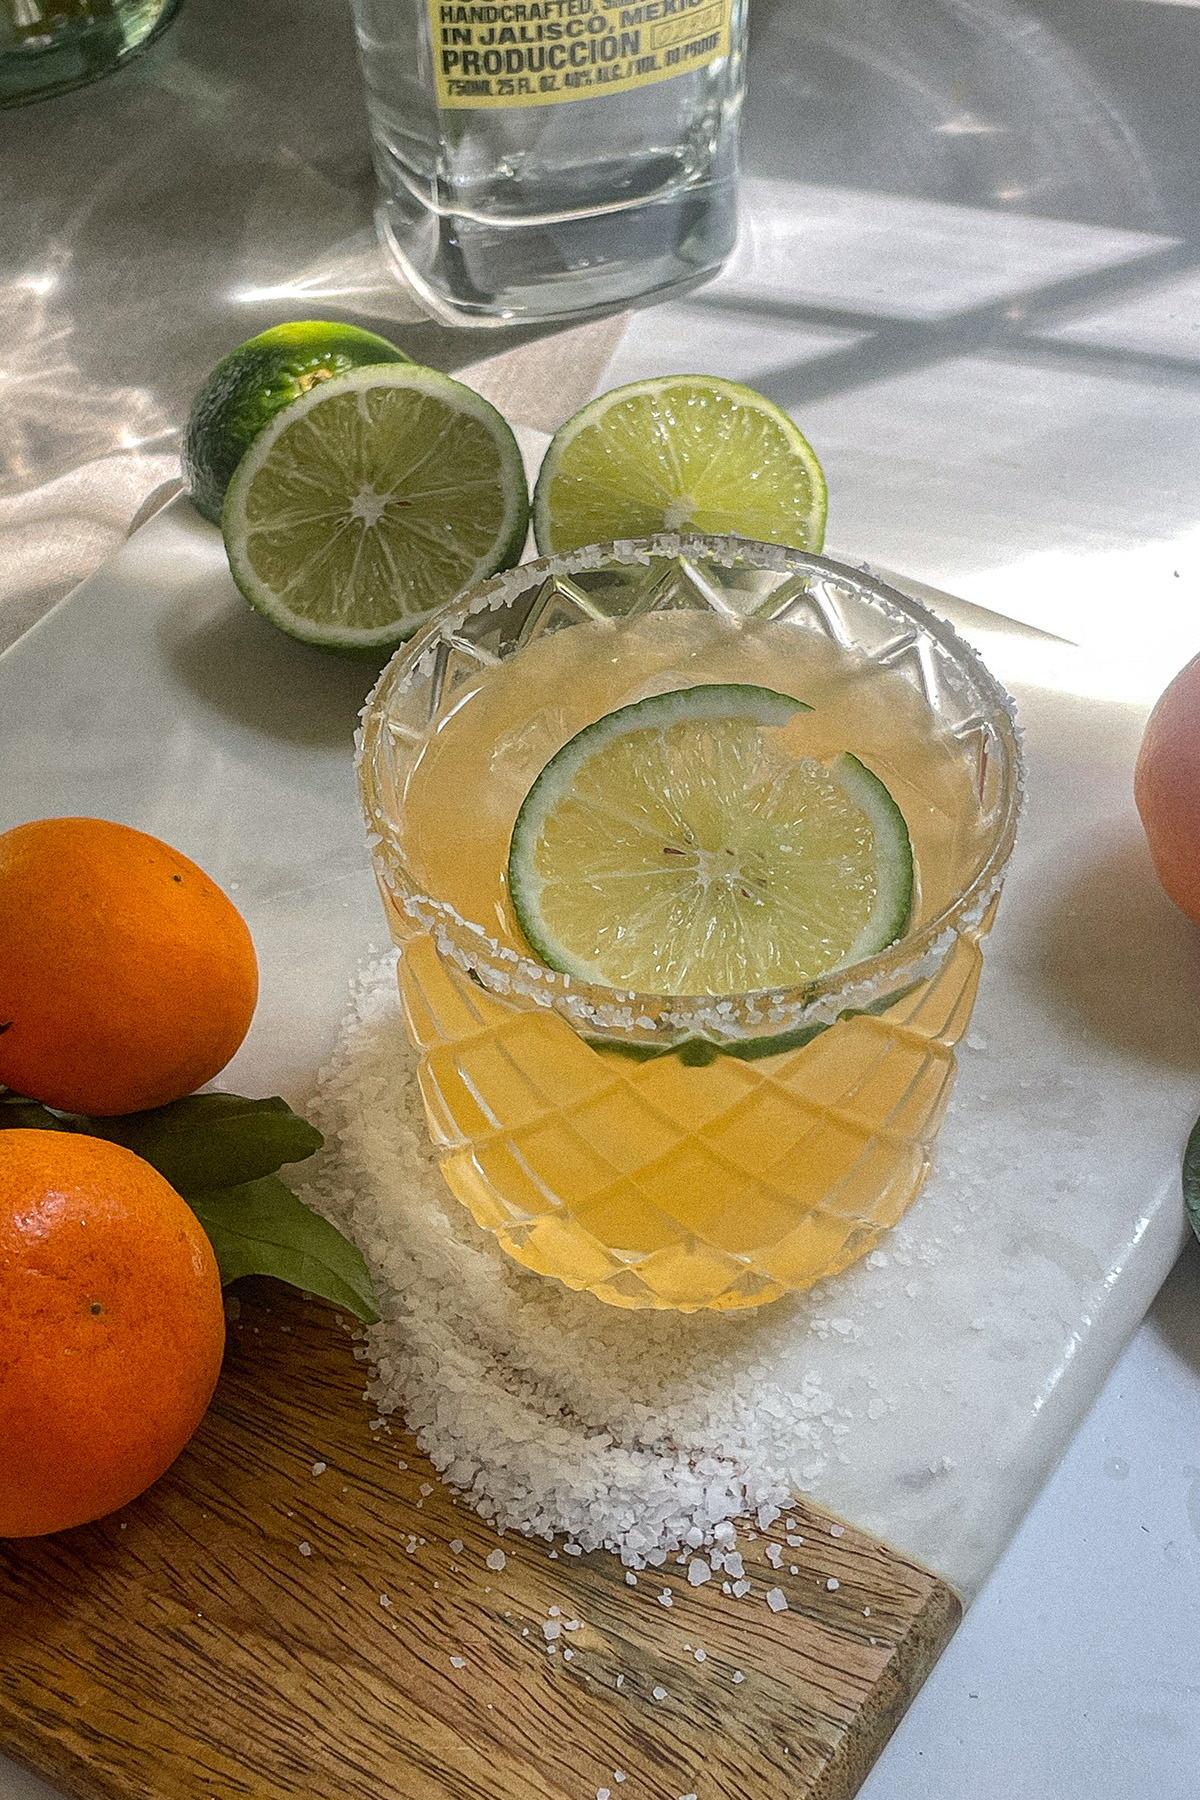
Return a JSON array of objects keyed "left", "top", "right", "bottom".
[{"left": 183, "top": 320, "right": 410, "bottom": 523}]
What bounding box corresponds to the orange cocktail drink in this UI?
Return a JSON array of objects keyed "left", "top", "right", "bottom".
[{"left": 358, "top": 536, "right": 1021, "bottom": 1311}]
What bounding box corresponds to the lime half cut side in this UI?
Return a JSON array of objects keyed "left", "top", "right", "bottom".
[
  {"left": 532, "top": 375, "right": 827, "bottom": 557},
  {"left": 508, "top": 684, "right": 914, "bottom": 997},
  {"left": 222, "top": 364, "right": 529, "bottom": 653},
  {"left": 184, "top": 320, "right": 411, "bottom": 525}
]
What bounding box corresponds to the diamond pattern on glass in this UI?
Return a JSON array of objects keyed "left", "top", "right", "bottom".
[
  {"left": 515, "top": 574, "right": 612, "bottom": 649},
  {"left": 359, "top": 537, "right": 1021, "bottom": 1310},
  {"left": 756, "top": 575, "right": 853, "bottom": 645},
  {"left": 393, "top": 865, "right": 992, "bottom": 1310}
]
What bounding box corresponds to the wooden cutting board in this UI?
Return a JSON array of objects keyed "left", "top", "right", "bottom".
[{"left": 0, "top": 1279, "right": 958, "bottom": 1800}]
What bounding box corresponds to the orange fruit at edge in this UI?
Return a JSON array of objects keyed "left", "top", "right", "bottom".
[
  {"left": 0, "top": 1130, "right": 225, "bottom": 1538},
  {"left": 0, "top": 816, "right": 258, "bottom": 1116},
  {"left": 1135, "top": 651, "right": 1200, "bottom": 927}
]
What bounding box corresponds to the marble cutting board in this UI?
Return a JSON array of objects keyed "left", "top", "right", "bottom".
[{"left": 1, "top": 407, "right": 1198, "bottom": 1798}]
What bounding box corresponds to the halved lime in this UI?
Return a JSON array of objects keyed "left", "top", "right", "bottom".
[
  {"left": 221, "top": 364, "right": 529, "bottom": 653},
  {"left": 532, "top": 376, "right": 827, "bottom": 557},
  {"left": 508, "top": 684, "right": 913, "bottom": 996},
  {"left": 184, "top": 321, "right": 411, "bottom": 525}
]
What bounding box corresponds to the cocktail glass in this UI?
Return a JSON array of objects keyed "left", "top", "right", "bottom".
[{"left": 357, "top": 536, "right": 1022, "bottom": 1311}]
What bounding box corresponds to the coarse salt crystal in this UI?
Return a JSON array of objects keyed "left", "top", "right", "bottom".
[
  {"left": 765, "top": 1544, "right": 783, "bottom": 1568},
  {"left": 380, "top": 1594, "right": 392, "bottom": 1608},
  {"left": 597, "top": 1789, "right": 610, "bottom": 1800},
  {"left": 657, "top": 1590, "right": 673, "bottom": 1608},
  {"left": 687, "top": 1559, "right": 711, "bottom": 1587},
  {"left": 830, "top": 1524, "right": 845, "bottom": 1538},
  {"left": 765, "top": 1587, "right": 788, "bottom": 1613},
  {"left": 311, "top": 1462, "right": 327, "bottom": 1476},
  {"left": 549, "top": 1605, "right": 560, "bottom": 1616},
  {"left": 298, "top": 1542, "right": 312, "bottom": 1557},
  {"left": 731, "top": 1670, "right": 745, "bottom": 1684},
  {"left": 486, "top": 1549, "right": 507, "bottom": 1571},
  {"left": 291, "top": 957, "right": 852, "bottom": 1567},
  {"left": 693, "top": 1648, "right": 706, "bottom": 1663},
  {"left": 652, "top": 1685, "right": 668, "bottom": 1700},
  {"left": 614, "top": 1773, "right": 626, "bottom": 1783},
  {"left": 827, "top": 1577, "right": 840, "bottom": 1591},
  {"left": 543, "top": 1621, "right": 561, "bottom": 1640},
  {"left": 449, "top": 1538, "right": 464, "bottom": 1554},
  {"left": 450, "top": 1656, "right": 466, "bottom": 1669},
  {"left": 625, "top": 1572, "right": 637, "bottom": 1587},
  {"left": 786, "top": 1535, "right": 803, "bottom": 1548},
  {"left": 731, "top": 1579, "right": 751, "bottom": 1598}
]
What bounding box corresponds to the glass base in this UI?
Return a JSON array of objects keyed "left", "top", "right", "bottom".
[
  {"left": 397, "top": 928, "right": 983, "bottom": 1312},
  {"left": 0, "top": 0, "right": 180, "bottom": 108},
  {"left": 375, "top": 174, "right": 739, "bottom": 328}
]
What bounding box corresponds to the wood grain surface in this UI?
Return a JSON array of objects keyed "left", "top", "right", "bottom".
[{"left": 0, "top": 1279, "right": 960, "bottom": 1800}]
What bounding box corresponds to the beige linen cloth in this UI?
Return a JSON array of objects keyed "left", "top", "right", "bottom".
[{"left": 0, "top": 313, "right": 627, "bottom": 659}]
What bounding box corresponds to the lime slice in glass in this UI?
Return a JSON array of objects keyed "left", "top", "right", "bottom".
[
  {"left": 532, "top": 376, "right": 827, "bottom": 557},
  {"left": 508, "top": 684, "right": 913, "bottom": 995},
  {"left": 221, "top": 364, "right": 529, "bottom": 653}
]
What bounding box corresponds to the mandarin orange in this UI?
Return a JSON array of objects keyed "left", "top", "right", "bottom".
[
  {"left": 0, "top": 817, "right": 258, "bottom": 1116},
  {"left": 1135, "top": 653, "right": 1200, "bottom": 927},
  {"left": 0, "top": 1130, "right": 225, "bottom": 1537}
]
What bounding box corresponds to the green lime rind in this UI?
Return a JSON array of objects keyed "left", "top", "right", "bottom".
[
  {"left": 833, "top": 753, "right": 914, "bottom": 965},
  {"left": 184, "top": 321, "right": 411, "bottom": 524},
  {"left": 221, "top": 363, "right": 530, "bottom": 653},
  {"left": 508, "top": 683, "right": 912, "bottom": 996},
  {"left": 1183, "top": 1112, "right": 1200, "bottom": 1249},
  {"left": 532, "top": 374, "right": 828, "bottom": 558}
]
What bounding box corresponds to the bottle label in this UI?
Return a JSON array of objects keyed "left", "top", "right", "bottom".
[{"left": 428, "top": 0, "right": 733, "bottom": 108}]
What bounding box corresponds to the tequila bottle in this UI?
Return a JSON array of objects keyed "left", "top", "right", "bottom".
[{"left": 349, "top": 0, "right": 747, "bottom": 324}]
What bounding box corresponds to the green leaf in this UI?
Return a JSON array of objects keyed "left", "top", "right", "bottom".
[
  {"left": 0, "top": 1092, "right": 72, "bottom": 1131},
  {"left": 187, "top": 1175, "right": 380, "bottom": 1326},
  {"left": 88, "top": 1093, "right": 323, "bottom": 1195},
  {"left": 1183, "top": 1112, "right": 1200, "bottom": 1248}
]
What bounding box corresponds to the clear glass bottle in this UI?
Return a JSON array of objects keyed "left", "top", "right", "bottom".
[
  {"left": 0, "top": 0, "right": 180, "bottom": 107},
  {"left": 349, "top": 0, "right": 747, "bottom": 325}
]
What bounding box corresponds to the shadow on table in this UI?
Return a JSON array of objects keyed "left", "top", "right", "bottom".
[
  {"left": 161, "top": 579, "right": 381, "bottom": 752},
  {"left": 1146, "top": 1238, "right": 1200, "bottom": 1381},
  {"left": 1031, "top": 834, "right": 1200, "bottom": 1073}
]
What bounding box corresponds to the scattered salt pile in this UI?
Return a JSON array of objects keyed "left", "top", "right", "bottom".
[
  {"left": 298, "top": 949, "right": 1116, "bottom": 1579},
  {"left": 300, "top": 954, "right": 851, "bottom": 1563}
]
